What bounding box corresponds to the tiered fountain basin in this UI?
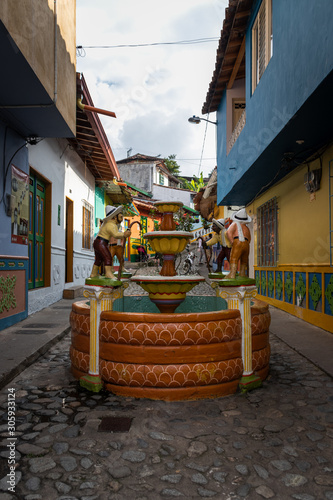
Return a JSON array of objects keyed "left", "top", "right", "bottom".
[
  {"left": 70, "top": 296, "right": 270, "bottom": 401},
  {"left": 143, "top": 231, "right": 191, "bottom": 276},
  {"left": 130, "top": 275, "right": 205, "bottom": 313}
]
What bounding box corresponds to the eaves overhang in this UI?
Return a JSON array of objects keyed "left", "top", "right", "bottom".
[
  {"left": 218, "top": 70, "right": 333, "bottom": 206},
  {"left": 68, "top": 73, "right": 120, "bottom": 181},
  {"left": 0, "top": 21, "right": 74, "bottom": 139},
  {"left": 97, "top": 179, "right": 133, "bottom": 205},
  {"left": 202, "top": 0, "right": 254, "bottom": 115}
]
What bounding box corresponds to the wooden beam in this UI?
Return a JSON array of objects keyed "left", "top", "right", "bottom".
[
  {"left": 235, "top": 10, "right": 251, "bottom": 19},
  {"left": 227, "top": 37, "right": 246, "bottom": 90}
]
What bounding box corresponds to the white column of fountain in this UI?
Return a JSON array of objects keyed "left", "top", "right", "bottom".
[
  {"left": 80, "top": 283, "right": 128, "bottom": 392},
  {"left": 211, "top": 282, "right": 262, "bottom": 392}
]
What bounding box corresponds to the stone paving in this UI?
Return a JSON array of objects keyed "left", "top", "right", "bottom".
[{"left": 0, "top": 269, "right": 333, "bottom": 499}]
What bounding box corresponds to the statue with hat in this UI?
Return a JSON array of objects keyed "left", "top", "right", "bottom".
[
  {"left": 203, "top": 218, "right": 232, "bottom": 273},
  {"left": 225, "top": 208, "right": 252, "bottom": 279},
  {"left": 89, "top": 205, "right": 131, "bottom": 280}
]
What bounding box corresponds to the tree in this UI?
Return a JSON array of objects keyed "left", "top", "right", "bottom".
[{"left": 164, "top": 154, "right": 181, "bottom": 177}]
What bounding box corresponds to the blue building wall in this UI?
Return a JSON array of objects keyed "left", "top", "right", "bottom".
[
  {"left": 217, "top": 0, "right": 333, "bottom": 204},
  {"left": 0, "top": 121, "right": 29, "bottom": 257},
  {"left": 0, "top": 120, "right": 29, "bottom": 328}
]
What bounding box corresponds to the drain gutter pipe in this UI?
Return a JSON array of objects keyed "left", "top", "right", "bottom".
[{"left": 77, "top": 98, "right": 117, "bottom": 118}]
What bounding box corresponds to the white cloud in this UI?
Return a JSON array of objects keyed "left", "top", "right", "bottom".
[{"left": 76, "top": 0, "right": 228, "bottom": 177}]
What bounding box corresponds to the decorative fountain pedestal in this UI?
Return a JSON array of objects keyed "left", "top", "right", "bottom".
[
  {"left": 211, "top": 279, "right": 263, "bottom": 392},
  {"left": 70, "top": 201, "right": 271, "bottom": 400},
  {"left": 78, "top": 280, "right": 128, "bottom": 392}
]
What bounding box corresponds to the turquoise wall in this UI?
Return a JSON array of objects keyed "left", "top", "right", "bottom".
[{"left": 94, "top": 186, "right": 105, "bottom": 236}]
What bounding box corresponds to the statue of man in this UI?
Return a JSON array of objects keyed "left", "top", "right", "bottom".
[
  {"left": 203, "top": 218, "right": 232, "bottom": 273},
  {"left": 90, "top": 205, "right": 131, "bottom": 280},
  {"left": 225, "top": 208, "right": 252, "bottom": 279}
]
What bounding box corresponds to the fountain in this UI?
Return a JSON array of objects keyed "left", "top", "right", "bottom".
[
  {"left": 131, "top": 201, "right": 205, "bottom": 313},
  {"left": 70, "top": 201, "right": 270, "bottom": 400}
]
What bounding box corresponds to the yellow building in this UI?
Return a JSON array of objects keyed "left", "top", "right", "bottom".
[{"left": 247, "top": 145, "right": 332, "bottom": 333}]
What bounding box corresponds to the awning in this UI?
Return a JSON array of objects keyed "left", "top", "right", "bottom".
[{"left": 68, "top": 73, "right": 120, "bottom": 180}]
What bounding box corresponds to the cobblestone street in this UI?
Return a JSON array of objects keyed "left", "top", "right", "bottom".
[{"left": 0, "top": 298, "right": 332, "bottom": 499}]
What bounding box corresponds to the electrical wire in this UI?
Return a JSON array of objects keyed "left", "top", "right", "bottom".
[
  {"left": 197, "top": 116, "right": 210, "bottom": 177},
  {"left": 76, "top": 37, "right": 220, "bottom": 55}
]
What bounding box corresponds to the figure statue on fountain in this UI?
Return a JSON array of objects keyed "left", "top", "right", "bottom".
[
  {"left": 90, "top": 205, "right": 131, "bottom": 280},
  {"left": 225, "top": 208, "right": 252, "bottom": 279},
  {"left": 203, "top": 218, "right": 232, "bottom": 273}
]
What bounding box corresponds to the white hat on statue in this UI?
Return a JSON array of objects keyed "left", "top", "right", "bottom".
[
  {"left": 212, "top": 218, "right": 225, "bottom": 230},
  {"left": 231, "top": 208, "right": 252, "bottom": 224},
  {"left": 104, "top": 205, "right": 122, "bottom": 222}
]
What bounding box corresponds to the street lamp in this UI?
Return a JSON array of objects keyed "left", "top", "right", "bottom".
[{"left": 188, "top": 115, "right": 217, "bottom": 125}]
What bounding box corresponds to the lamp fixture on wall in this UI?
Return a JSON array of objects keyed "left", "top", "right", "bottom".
[
  {"left": 188, "top": 115, "right": 217, "bottom": 125},
  {"left": 304, "top": 160, "right": 322, "bottom": 193}
]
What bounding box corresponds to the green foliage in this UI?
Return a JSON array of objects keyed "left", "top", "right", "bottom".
[
  {"left": 164, "top": 154, "right": 181, "bottom": 176},
  {"left": 180, "top": 172, "right": 206, "bottom": 192},
  {"left": 174, "top": 209, "right": 198, "bottom": 232}
]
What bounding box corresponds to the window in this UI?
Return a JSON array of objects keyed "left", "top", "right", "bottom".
[
  {"left": 252, "top": 0, "right": 272, "bottom": 92},
  {"left": 232, "top": 100, "right": 246, "bottom": 130},
  {"left": 82, "top": 201, "right": 93, "bottom": 250},
  {"left": 159, "top": 172, "right": 164, "bottom": 185},
  {"left": 257, "top": 197, "right": 278, "bottom": 266}
]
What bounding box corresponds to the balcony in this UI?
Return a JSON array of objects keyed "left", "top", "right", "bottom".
[{"left": 228, "top": 109, "right": 246, "bottom": 154}]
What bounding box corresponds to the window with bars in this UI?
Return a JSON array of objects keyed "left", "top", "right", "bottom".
[
  {"left": 252, "top": 0, "right": 273, "bottom": 93},
  {"left": 257, "top": 197, "right": 278, "bottom": 266},
  {"left": 82, "top": 201, "right": 93, "bottom": 250}
]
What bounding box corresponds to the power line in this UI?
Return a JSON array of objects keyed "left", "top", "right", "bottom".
[{"left": 76, "top": 37, "right": 219, "bottom": 55}]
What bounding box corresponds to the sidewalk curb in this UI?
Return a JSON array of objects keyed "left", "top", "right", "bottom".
[{"left": 0, "top": 326, "right": 71, "bottom": 390}]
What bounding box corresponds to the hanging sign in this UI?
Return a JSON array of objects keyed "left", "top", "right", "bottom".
[{"left": 11, "top": 165, "right": 29, "bottom": 245}]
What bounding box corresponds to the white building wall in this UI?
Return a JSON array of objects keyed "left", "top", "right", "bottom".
[
  {"left": 27, "top": 138, "right": 95, "bottom": 314},
  {"left": 64, "top": 146, "right": 95, "bottom": 285},
  {"left": 152, "top": 184, "right": 194, "bottom": 206}
]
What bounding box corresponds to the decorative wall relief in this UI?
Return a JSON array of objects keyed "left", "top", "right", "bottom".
[
  {"left": 53, "top": 265, "right": 61, "bottom": 285},
  {"left": 0, "top": 275, "right": 17, "bottom": 313},
  {"left": 75, "top": 265, "right": 80, "bottom": 279}
]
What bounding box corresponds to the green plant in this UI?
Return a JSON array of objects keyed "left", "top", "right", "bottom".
[
  {"left": 180, "top": 172, "right": 206, "bottom": 192},
  {"left": 174, "top": 209, "right": 195, "bottom": 232}
]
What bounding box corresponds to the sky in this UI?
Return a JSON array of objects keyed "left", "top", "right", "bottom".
[{"left": 76, "top": 0, "right": 228, "bottom": 178}]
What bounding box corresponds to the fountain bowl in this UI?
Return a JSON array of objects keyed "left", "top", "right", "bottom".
[
  {"left": 70, "top": 296, "right": 270, "bottom": 401},
  {"left": 130, "top": 275, "right": 206, "bottom": 313},
  {"left": 143, "top": 231, "right": 191, "bottom": 254},
  {"left": 154, "top": 201, "right": 184, "bottom": 213}
]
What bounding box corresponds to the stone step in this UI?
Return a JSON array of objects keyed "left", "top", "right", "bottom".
[{"left": 63, "top": 286, "right": 83, "bottom": 299}]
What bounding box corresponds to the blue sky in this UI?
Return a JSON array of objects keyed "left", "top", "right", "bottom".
[{"left": 76, "top": 0, "right": 228, "bottom": 177}]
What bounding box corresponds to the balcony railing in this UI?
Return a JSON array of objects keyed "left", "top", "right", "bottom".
[{"left": 228, "top": 109, "right": 246, "bottom": 154}]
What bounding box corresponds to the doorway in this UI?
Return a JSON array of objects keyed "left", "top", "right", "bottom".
[
  {"left": 65, "top": 197, "right": 73, "bottom": 283},
  {"left": 28, "top": 174, "right": 46, "bottom": 289}
]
